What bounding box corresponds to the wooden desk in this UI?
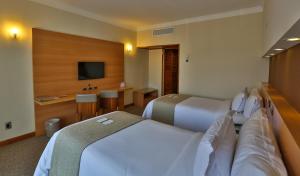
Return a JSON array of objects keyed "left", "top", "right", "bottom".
[
  {"left": 133, "top": 88, "right": 158, "bottom": 108},
  {"left": 35, "top": 88, "right": 132, "bottom": 106},
  {"left": 35, "top": 95, "right": 75, "bottom": 106},
  {"left": 34, "top": 87, "right": 132, "bottom": 136}
]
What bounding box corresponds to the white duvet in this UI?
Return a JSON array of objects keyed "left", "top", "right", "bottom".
[
  {"left": 35, "top": 119, "right": 203, "bottom": 176},
  {"left": 143, "top": 97, "right": 231, "bottom": 132}
]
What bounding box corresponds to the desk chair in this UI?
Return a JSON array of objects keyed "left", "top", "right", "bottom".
[
  {"left": 76, "top": 94, "right": 98, "bottom": 121},
  {"left": 100, "top": 90, "right": 119, "bottom": 113}
]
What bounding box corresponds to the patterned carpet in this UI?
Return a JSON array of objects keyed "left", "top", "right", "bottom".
[{"left": 0, "top": 106, "right": 144, "bottom": 176}]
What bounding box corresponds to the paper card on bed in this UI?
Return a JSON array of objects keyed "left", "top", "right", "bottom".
[
  {"left": 96, "top": 118, "right": 108, "bottom": 123},
  {"left": 102, "top": 119, "right": 114, "bottom": 125}
]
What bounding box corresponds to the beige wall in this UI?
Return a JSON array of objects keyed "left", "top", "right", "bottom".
[
  {"left": 124, "top": 48, "right": 149, "bottom": 105},
  {"left": 148, "top": 49, "right": 163, "bottom": 95},
  {"left": 0, "top": 0, "right": 144, "bottom": 141},
  {"left": 138, "top": 13, "right": 268, "bottom": 99},
  {"left": 125, "top": 49, "right": 149, "bottom": 90},
  {"left": 263, "top": 0, "right": 300, "bottom": 53}
]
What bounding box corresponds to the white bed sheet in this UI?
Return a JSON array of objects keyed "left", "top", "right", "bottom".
[
  {"left": 35, "top": 119, "right": 203, "bottom": 176},
  {"left": 143, "top": 97, "right": 231, "bottom": 132}
]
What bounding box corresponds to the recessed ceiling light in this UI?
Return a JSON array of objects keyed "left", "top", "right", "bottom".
[
  {"left": 264, "top": 55, "right": 271, "bottom": 58},
  {"left": 274, "top": 48, "right": 284, "bottom": 51},
  {"left": 287, "top": 38, "right": 300, "bottom": 42},
  {"left": 269, "top": 53, "right": 275, "bottom": 56}
]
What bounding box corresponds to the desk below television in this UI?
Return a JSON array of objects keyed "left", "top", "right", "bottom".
[
  {"left": 34, "top": 87, "right": 133, "bottom": 136},
  {"left": 34, "top": 87, "right": 133, "bottom": 108}
]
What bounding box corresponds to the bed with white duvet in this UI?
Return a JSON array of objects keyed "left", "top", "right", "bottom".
[
  {"left": 143, "top": 95, "right": 232, "bottom": 132},
  {"left": 142, "top": 88, "right": 265, "bottom": 132},
  {"left": 35, "top": 112, "right": 203, "bottom": 176}
]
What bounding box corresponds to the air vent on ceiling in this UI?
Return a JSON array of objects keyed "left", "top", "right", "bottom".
[{"left": 153, "top": 27, "right": 174, "bottom": 36}]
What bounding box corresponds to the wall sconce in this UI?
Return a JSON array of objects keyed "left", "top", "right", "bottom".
[
  {"left": 9, "top": 27, "right": 20, "bottom": 39},
  {"left": 125, "top": 43, "right": 133, "bottom": 53}
]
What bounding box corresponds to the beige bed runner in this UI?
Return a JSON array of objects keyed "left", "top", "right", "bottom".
[
  {"left": 50, "top": 111, "right": 142, "bottom": 176},
  {"left": 152, "top": 94, "right": 191, "bottom": 125}
]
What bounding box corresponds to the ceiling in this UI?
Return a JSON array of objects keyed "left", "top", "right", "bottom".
[
  {"left": 264, "top": 18, "right": 300, "bottom": 58},
  {"left": 30, "top": 0, "right": 263, "bottom": 31}
]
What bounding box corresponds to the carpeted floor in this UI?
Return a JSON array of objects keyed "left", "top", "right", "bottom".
[
  {"left": 0, "top": 136, "right": 49, "bottom": 176},
  {"left": 0, "top": 106, "right": 144, "bottom": 176}
]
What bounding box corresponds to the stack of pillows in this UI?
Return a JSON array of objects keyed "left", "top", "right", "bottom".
[
  {"left": 193, "top": 108, "right": 287, "bottom": 176},
  {"left": 231, "top": 108, "right": 287, "bottom": 176},
  {"left": 194, "top": 114, "right": 237, "bottom": 176},
  {"left": 231, "top": 88, "right": 263, "bottom": 124}
]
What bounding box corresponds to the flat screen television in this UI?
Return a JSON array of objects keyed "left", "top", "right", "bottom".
[{"left": 78, "top": 62, "right": 105, "bottom": 80}]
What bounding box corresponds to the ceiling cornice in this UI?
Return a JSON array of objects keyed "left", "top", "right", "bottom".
[
  {"left": 137, "top": 6, "right": 263, "bottom": 31},
  {"left": 27, "top": 0, "right": 137, "bottom": 31}
]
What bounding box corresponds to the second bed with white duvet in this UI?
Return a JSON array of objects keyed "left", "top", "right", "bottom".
[{"left": 143, "top": 95, "right": 231, "bottom": 132}]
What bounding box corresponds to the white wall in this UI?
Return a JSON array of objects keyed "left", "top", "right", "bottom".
[
  {"left": 0, "top": 0, "right": 146, "bottom": 141},
  {"left": 138, "top": 13, "right": 268, "bottom": 99},
  {"left": 263, "top": 0, "right": 300, "bottom": 53},
  {"left": 148, "top": 49, "right": 163, "bottom": 96}
]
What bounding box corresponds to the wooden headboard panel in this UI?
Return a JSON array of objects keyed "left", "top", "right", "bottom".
[
  {"left": 262, "top": 85, "right": 300, "bottom": 176},
  {"left": 33, "top": 28, "right": 124, "bottom": 135},
  {"left": 267, "top": 42, "right": 300, "bottom": 176},
  {"left": 33, "top": 28, "right": 124, "bottom": 96},
  {"left": 269, "top": 43, "right": 300, "bottom": 112}
]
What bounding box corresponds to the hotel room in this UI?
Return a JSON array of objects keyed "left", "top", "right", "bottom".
[{"left": 0, "top": 0, "right": 300, "bottom": 175}]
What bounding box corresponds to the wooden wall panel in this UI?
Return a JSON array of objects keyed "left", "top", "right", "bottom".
[
  {"left": 269, "top": 43, "right": 300, "bottom": 112},
  {"left": 262, "top": 85, "right": 300, "bottom": 176},
  {"left": 33, "top": 28, "right": 124, "bottom": 135},
  {"left": 268, "top": 43, "right": 300, "bottom": 175}
]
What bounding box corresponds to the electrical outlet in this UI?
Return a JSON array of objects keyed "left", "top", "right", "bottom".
[{"left": 5, "top": 122, "right": 12, "bottom": 130}]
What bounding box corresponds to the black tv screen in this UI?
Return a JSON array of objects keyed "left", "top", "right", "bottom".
[{"left": 78, "top": 62, "right": 105, "bottom": 80}]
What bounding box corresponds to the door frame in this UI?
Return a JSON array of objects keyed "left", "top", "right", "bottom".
[
  {"left": 162, "top": 46, "right": 179, "bottom": 95},
  {"left": 138, "top": 44, "right": 180, "bottom": 96}
]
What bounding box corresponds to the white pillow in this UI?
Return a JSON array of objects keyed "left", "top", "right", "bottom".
[
  {"left": 231, "top": 92, "right": 247, "bottom": 112},
  {"left": 243, "top": 91, "right": 262, "bottom": 118},
  {"left": 193, "top": 115, "right": 236, "bottom": 176},
  {"left": 233, "top": 108, "right": 267, "bottom": 125},
  {"left": 232, "top": 112, "right": 247, "bottom": 125},
  {"left": 251, "top": 108, "right": 267, "bottom": 120},
  {"left": 231, "top": 113, "right": 287, "bottom": 176}
]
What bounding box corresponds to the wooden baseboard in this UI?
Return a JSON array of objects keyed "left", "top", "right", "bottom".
[{"left": 0, "top": 132, "right": 35, "bottom": 147}]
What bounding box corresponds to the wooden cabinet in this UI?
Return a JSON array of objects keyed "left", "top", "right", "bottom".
[{"left": 133, "top": 88, "right": 158, "bottom": 108}]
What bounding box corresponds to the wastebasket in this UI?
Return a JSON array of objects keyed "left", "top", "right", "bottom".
[{"left": 45, "top": 118, "right": 60, "bottom": 138}]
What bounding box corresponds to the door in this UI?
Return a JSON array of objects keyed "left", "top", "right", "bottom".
[{"left": 163, "top": 48, "right": 179, "bottom": 95}]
